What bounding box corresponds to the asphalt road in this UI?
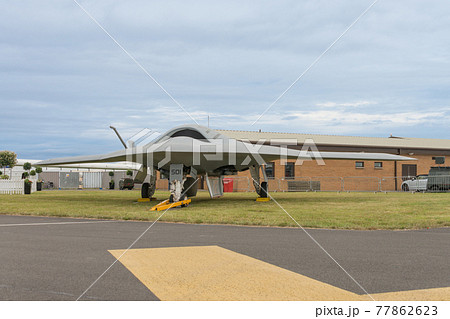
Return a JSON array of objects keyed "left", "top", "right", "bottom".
[{"left": 0, "top": 215, "right": 448, "bottom": 300}]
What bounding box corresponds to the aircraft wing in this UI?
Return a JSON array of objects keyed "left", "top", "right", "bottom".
[
  {"left": 310, "top": 152, "right": 415, "bottom": 161},
  {"left": 39, "top": 162, "right": 141, "bottom": 170},
  {"left": 19, "top": 158, "right": 140, "bottom": 171},
  {"left": 35, "top": 139, "right": 415, "bottom": 171},
  {"left": 35, "top": 150, "right": 129, "bottom": 167},
  {"left": 231, "top": 141, "right": 415, "bottom": 164}
]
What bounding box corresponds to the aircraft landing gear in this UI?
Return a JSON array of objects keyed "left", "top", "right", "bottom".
[
  {"left": 137, "top": 168, "right": 157, "bottom": 202},
  {"left": 169, "top": 178, "right": 186, "bottom": 202},
  {"left": 151, "top": 178, "right": 191, "bottom": 211},
  {"left": 150, "top": 164, "right": 194, "bottom": 211},
  {"left": 250, "top": 165, "right": 271, "bottom": 202},
  {"left": 256, "top": 180, "right": 270, "bottom": 202}
]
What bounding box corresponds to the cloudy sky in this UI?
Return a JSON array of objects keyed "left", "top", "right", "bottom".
[{"left": 1, "top": 0, "right": 449, "bottom": 159}]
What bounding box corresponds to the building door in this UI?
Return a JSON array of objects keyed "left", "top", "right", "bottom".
[{"left": 402, "top": 164, "right": 417, "bottom": 179}]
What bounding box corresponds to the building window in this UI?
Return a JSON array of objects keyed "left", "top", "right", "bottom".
[
  {"left": 374, "top": 162, "right": 383, "bottom": 168},
  {"left": 285, "top": 162, "right": 295, "bottom": 179},
  {"left": 265, "top": 162, "right": 274, "bottom": 179},
  {"left": 355, "top": 161, "right": 364, "bottom": 168}
]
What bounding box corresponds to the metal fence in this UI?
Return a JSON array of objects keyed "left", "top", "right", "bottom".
[
  {"left": 59, "top": 172, "right": 80, "bottom": 189},
  {"left": 40, "top": 172, "right": 59, "bottom": 189},
  {"left": 3, "top": 173, "right": 448, "bottom": 193},
  {"left": 221, "top": 175, "right": 450, "bottom": 193},
  {"left": 342, "top": 177, "right": 381, "bottom": 192},
  {"left": 230, "top": 176, "right": 251, "bottom": 192}
]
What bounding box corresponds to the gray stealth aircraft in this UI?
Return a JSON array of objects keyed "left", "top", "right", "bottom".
[{"left": 37, "top": 124, "right": 414, "bottom": 202}]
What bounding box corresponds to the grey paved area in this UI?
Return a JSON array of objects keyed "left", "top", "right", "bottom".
[{"left": 0, "top": 215, "right": 448, "bottom": 300}]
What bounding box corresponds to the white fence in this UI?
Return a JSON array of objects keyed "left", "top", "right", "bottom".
[
  {"left": 0, "top": 180, "right": 25, "bottom": 194},
  {"left": 0, "top": 178, "right": 37, "bottom": 195}
]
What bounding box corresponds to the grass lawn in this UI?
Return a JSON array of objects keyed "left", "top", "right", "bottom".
[{"left": 0, "top": 190, "right": 449, "bottom": 230}]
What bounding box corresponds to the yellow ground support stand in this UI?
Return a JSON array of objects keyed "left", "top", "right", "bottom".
[
  {"left": 150, "top": 198, "right": 191, "bottom": 211},
  {"left": 137, "top": 197, "right": 158, "bottom": 202},
  {"left": 256, "top": 197, "right": 270, "bottom": 202}
]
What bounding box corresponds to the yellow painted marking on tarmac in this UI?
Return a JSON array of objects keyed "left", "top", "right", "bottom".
[
  {"left": 109, "top": 246, "right": 365, "bottom": 301},
  {"left": 373, "top": 287, "right": 450, "bottom": 301},
  {"left": 109, "top": 246, "right": 450, "bottom": 301}
]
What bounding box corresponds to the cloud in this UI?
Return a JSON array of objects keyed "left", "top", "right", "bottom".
[
  {"left": 0, "top": 0, "right": 449, "bottom": 158},
  {"left": 290, "top": 110, "right": 447, "bottom": 126},
  {"left": 315, "top": 101, "right": 376, "bottom": 108},
  {"left": 252, "top": 108, "right": 450, "bottom": 136}
]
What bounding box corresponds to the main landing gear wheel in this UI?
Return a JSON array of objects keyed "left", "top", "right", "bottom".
[
  {"left": 141, "top": 182, "right": 150, "bottom": 198},
  {"left": 260, "top": 181, "right": 268, "bottom": 198}
]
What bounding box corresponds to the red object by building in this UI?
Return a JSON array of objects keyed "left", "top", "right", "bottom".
[{"left": 223, "top": 178, "right": 234, "bottom": 192}]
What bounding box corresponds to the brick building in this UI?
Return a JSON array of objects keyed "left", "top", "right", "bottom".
[{"left": 215, "top": 130, "right": 450, "bottom": 192}]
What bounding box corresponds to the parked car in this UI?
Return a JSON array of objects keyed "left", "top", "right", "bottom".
[
  {"left": 401, "top": 174, "right": 428, "bottom": 192},
  {"left": 427, "top": 167, "right": 450, "bottom": 191},
  {"left": 119, "top": 178, "right": 134, "bottom": 190},
  {"left": 44, "top": 181, "right": 54, "bottom": 189}
]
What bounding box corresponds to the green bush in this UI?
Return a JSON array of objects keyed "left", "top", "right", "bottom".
[
  {"left": 1, "top": 175, "right": 9, "bottom": 180},
  {"left": 23, "top": 162, "right": 32, "bottom": 171},
  {"left": 109, "top": 171, "right": 115, "bottom": 177},
  {"left": 35, "top": 166, "right": 43, "bottom": 174},
  {"left": 22, "top": 172, "right": 29, "bottom": 179},
  {"left": 30, "top": 170, "right": 36, "bottom": 176},
  {"left": 126, "top": 170, "right": 133, "bottom": 176}
]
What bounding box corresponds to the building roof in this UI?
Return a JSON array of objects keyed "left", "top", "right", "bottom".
[{"left": 216, "top": 129, "right": 450, "bottom": 151}]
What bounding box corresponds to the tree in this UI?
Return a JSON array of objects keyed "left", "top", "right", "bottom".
[
  {"left": 0, "top": 151, "right": 17, "bottom": 174},
  {"left": 22, "top": 162, "right": 32, "bottom": 179},
  {"left": 23, "top": 162, "right": 32, "bottom": 171},
  {"left": 30, "top": 170, "right": 36, "bottom": 176},
  {"left": 35, "top": 166, "right": 43, "bottom": 174},
  {"left": 126, "top": 170, "right": 133, "bottom": 176},
  {"left": 109, "top": 171, "right": 115, "bottom": 177}
]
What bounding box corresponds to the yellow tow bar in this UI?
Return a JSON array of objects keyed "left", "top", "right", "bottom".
[{"left": 150, "top": 198, "right": 191, "bottom": 211}]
